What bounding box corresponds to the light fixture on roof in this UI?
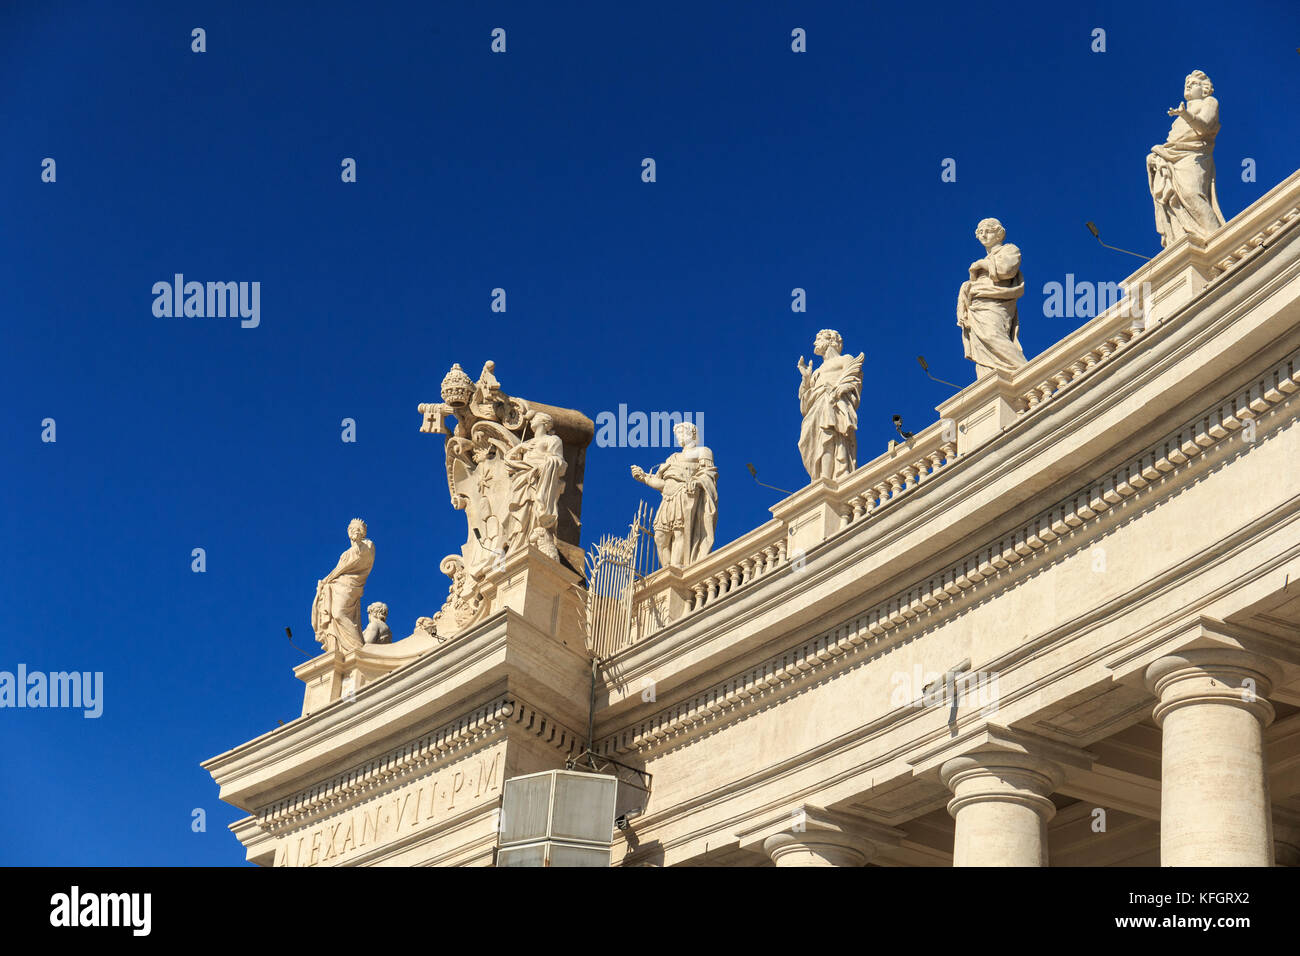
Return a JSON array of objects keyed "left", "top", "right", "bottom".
[
  {"left": 1085, "top": 221, "right": 1152, "bottom": 261},
  {"left": 746, "top": 462, "right": 793, "bottom": 496},
  {"left": 917, "top": 355, "right": 961, "bottom": 389}
]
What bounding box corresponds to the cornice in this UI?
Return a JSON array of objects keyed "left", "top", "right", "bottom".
[
  {"left": 254, "top": 693, "right": 581, "bottom": 835},
  {"left": 602, "top": 217, "right": 1300, "bottom": 710},
  {"left": 598, "top": 345, "right": 1300, "bottom": 758},
  {"left": 607, "top": 498, "right": 1300, "bottom": 859},
  {"left": 202, "top": 610, "right": 511, "bottom": 780},
  {"left": 206, "top": 602, "right": 593, "bottom": 813}
]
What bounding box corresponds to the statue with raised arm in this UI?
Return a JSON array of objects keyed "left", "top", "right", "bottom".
[
  {"left": 310, "top": 518, "right": 375, "bottom": 653},
  {"left": 1147, "top": 70, "right": 1225, "bottom": 248},
  {"left": 504, "top": 412, "right": 567, "bottom": 560},
  {"left": 957, "top": 218, "right": 1028, "bottom": 377},
  {"left": 797, "top": 329, "right": 864, "bottom": 481},
  {"left": 631, "top": 422, "right": 718, "bottom": 567}
]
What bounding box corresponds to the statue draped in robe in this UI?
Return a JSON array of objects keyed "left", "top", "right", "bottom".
[
  {"left": 798, "top": 329, "right": 864, "bottom": 481},
  {"left": 957, "top": 218, "right": 1027, "bottom": 377},
  {"left": 632, "top": 422, "right": 718, "bottom": 567},
  {"left": 1146, "top": 69, "right": 1224, "bottom": 248},
  {"left": 504, "top": 413, "right": 567, "bottom": 559},
  {"left": 311, "top": 518, "right": 375, "bottom": 653}
]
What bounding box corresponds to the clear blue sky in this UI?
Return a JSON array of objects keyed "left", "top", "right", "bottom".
[{"left": 2, "top": 1, "right": 1297, "bottom": 865}]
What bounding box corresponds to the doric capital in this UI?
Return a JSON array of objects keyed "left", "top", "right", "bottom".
[
  {"left": 740, "top": 805, "right": 903, "bottom": 867},
  {"left": 762, "top": 829, "right": 873, "bottom": 867},
  {"left": 940, "top": 750, "right": 1064, "bottom": 822},
  {"left": 1144, "top": 648, "right": 1280, "bottom": 727}
]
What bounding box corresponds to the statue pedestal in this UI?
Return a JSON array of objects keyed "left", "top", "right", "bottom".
[
  {"left": 295, "top": 634, "right": 442, "bottom": 717},
  {"left": 771, "top": 477, "right": 851, "bottom": 556},
  {"left": 295, "top": 547, "right": 585, "bottom": 718},
  {"left": 936, "top": 370, "right": 1022, "bottom": 457},
  {"left": 1122, "top": 233, "right": 1220, "bottom": 326},
  {"left": 479, "top": 544, "right": 586, "bottom": 649},
  {"left": 630, "top": 567, "right": 698, "bottom": 643},
  {"left": 216, "top": 551, "right": 596, "bottom": 866},
  {"left": 294, "top": 651, "right": 347, "bottom": 717}
]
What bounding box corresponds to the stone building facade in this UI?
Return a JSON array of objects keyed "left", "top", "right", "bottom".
[{"left": 204, "top": 169, "right": 1300, "bottom": 866}]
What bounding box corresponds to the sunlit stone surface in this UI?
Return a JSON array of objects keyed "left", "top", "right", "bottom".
[{"left": 206, "top": 168, "right": 1300, "bottom": 868}]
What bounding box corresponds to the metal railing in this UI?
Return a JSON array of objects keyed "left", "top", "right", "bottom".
[{"left": 584, "top": 501, "right": 656, "bottom": 659}]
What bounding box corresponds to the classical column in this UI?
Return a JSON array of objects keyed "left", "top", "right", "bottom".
[
  {"left": 1145, "top": 649, "right": 1279, "bottom": 867},
  {"left": 1275, "top": 810, "right": 1300, "bottom": 867},
  {"left": 742, "top": 806, "right": 901, "bottom": 867},
  {"left": 940, "top": 751, "right": 1063, "bottom": 866},
  {"left": 762, "top": 830, "right": 873, "bottom": 868}
]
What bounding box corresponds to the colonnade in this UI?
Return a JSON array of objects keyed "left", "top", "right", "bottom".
[{"left": 757, "top": 649, "right": 1285, "bottom": 867}]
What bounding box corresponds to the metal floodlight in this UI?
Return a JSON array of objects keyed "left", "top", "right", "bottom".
[
  {"left": 917, "top": 355, "right": 961, "bottom": 389},
  {"left": 285, "top": 626, "right": 312, "bottom": 658},
  {"left": 1085, "top": 221, "right": 1152, "bottom": 261},
  {"left": 746, "top": 463, "right": 793, "bottom": 496}
]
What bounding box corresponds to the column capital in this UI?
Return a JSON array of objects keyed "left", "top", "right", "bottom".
[
  {"left": 1274, "top": 808, "right": 1300, "bottom": 867},
  {"left": 738, "top": 805, "right": 903, "bottom": 867},
  {"left": 762, "top": 830, "right": 874, "bottom": 868},
  {"left": 1145, "top": 648, "right": 1280, "bottom": 728},
  {"left": 939, "top": 745, "right": 1065, "bottom": 866},
  {"left": 940, "top": 750, "right": 1064, "bottom": 822}
]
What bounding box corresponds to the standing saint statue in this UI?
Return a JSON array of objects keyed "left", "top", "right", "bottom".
[
  {"left": 1146, "top": 70, "right": 1225, "bottom": 248},
  {"left": 503, "top": 412, "right": 567, "bottom": 560},
  {"left": 310, "top": 518, "right": 375, "bottom": 653},
  {"left": 631, "top": 421, "right": 718, "bottom": 568},
  {"left": 797, "top": 329, "right": 864, "bottom": 481},
  {"left": 957, "top": 218, "right": 1028, "bottom": 377}
]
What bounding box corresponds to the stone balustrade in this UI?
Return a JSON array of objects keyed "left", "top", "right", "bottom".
[
  {"left": 1000, "top": 169, "right": 1300, "bottom": 424},
  {"left": 1017, "top": 319, "right": 1146, "bottom": 415},
  {"left": 837, "top": 421, "right": 958, "bottom": 526},
  {"left": 630, "top": 520, "right": 788, "bottom": 644},
  {"left": 616, "top": 171, "right": 1300, "bottom": 662}
]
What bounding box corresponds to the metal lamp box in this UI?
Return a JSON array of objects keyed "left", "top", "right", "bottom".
[{"left": 496, "top": 770, "right": 618, "bottom": 867}]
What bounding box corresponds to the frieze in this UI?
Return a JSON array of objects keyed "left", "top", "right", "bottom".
[
  {"left": 272, "top": 751, "right": 501, "bottom": 867},
  {"left": 258, "top": 694, "right": 583, "bottom": 832},
  {"left": 600, "top": 349, "right": 1299, "bottom": 758}
]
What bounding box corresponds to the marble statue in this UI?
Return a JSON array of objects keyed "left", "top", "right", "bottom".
[
  {"left": 310, "top": 518, "right": 375, "bottom": 653},
  {"left": 362, "top": 601, "right": 392, "bottom": 645},
  {"left": 797, "top": 330, "right": 864, "bottom": 481},
  {"left": 504, "top": 413, "right": 566, "bottom": 561},
  {"left": 957, "top": 219, "right": 1028, "bottom": 377},
  {"left": 417, "top": 362, "right": 568, "bottom": 640},
  {"left": 1147, "top": 70, "right": 1225, "bottom": 248},
  {"left": 632, "top": 422, "right": 718, "bottom": 568}
]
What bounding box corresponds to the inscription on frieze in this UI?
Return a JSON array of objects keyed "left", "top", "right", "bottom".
[{"left": 273, "top": 752, "right": 501, "bottom": 867}]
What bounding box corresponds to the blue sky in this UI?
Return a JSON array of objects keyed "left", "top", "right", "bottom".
[{"left": 1, "top": 1, "right": 1297, "bottom": 865}]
